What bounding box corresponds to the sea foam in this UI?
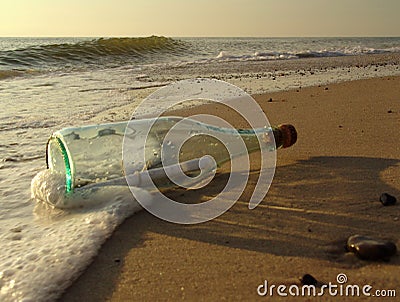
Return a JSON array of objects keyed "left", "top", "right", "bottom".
[{"left": 0, "top": 170, "right": 149, "bottom": 302}]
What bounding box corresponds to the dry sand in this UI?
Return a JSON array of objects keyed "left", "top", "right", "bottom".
[{"left": 60, "top": 76, "right": 400, "bottom": 301}]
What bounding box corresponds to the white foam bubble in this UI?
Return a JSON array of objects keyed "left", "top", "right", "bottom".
[{"left": 0, "top": 170, "right": 150, "bottom": 302}]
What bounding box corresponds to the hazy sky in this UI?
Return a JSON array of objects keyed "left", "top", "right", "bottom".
[{"left": 1, "top": 0, "right": 400, "bottom": 37}]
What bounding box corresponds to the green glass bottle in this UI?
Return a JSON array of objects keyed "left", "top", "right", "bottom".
[{"left": 46, "top": 117, "right": 297, "bottom": 193}]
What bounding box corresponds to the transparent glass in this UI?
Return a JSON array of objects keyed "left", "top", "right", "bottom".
[{"left": 46, "top": 117, "right": 296, "bottom": 193}]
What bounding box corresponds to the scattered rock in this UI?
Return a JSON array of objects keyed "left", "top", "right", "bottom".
[
  {"left": 268, "top": 98, "right": 273, "bottom": 102},
  {"left": 380, "top": 193, "right": 397, "bottom": 206},
  {"left": 324, "top": 87, "right": 329, "bottom": 90},
  {"left": 300, "top": 274, "right": 318, "bottom": 286},
  {"left": 114, "top": 258, "right": 121, "bottom": 263},
  {"left": 347, "top": 235, "right": 397, "bottom": 261},
  {"left": 387, "top": 110, "right": 393, "bottom": 113}
]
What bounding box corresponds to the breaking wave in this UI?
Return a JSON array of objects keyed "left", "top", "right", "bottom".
[{"left": 0, "top": 36, "right": 187, "bottom": 77}]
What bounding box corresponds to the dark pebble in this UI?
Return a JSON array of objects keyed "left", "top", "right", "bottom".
[
  {"left": 324, "top": 87, "right": 329, "bottom": 90},
  {"left": 387, "top": 110, "right": 393, "bottom": 113},
  {"left": 268, "top": 98, "right": 273, "bottom": 102},
  {"left": 300, "top": 274, "right": 318, "bottom": 286},
  {"left": 114, "top": 258, "right": 121, "bottom": 263},
  {"left": 380, "top": 193, "right": 397, "bottom": 206},
  {"left": 347, "top": 235, "right": 397, "bottom": 261}
]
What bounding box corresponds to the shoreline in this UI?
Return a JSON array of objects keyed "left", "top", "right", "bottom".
[
  {"left": 88, "top": 53, "right": 400, "bottom": 127},
  {"left": 60, "top": 75, "right": 400, "bottom": 301},
  {"left": 147, "top": 52, "right": 400, "bottom": 94}
]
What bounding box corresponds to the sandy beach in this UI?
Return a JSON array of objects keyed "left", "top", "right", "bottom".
[{"left": 59, "top": 75, "right": 400, "bottom": 301}]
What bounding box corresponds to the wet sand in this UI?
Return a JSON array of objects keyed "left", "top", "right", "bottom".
[{"left": 60, "top": 76, "right": 400, "bottom": 301}]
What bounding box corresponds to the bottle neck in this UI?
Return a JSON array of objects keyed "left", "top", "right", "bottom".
[
  {"left": 239, "top": 124, "right": 297, "bottom": 155},
  {"left": 187, "top": 124, "right": 297, "bottom": 167}
]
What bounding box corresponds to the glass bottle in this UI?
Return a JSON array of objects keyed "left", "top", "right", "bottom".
[{"left": 46, "top": 117, "right": 296, "bottom": 193}]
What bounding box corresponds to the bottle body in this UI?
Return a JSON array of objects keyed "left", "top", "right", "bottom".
[{"left": 46, "top": 117, "right": 296, "bottom": 193}]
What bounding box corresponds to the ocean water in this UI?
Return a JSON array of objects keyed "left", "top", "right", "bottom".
[{"left": 1, "top": 36, "right": 400, "bottom": 301}]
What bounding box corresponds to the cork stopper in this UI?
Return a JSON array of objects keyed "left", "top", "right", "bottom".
[{"left": 277, "top": 124, "right": 297, "bottom": 148}]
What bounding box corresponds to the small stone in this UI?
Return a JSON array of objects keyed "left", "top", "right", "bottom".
[
  {"left": 300, "top": 274, "right": 318, "bottom": 286},
  {"left": 387, "top": 110, "right": 393, "bottom": 113},
  {"left": 268, "top": 98, "right": 273, "bottom": 102},
  {"left": 114, "top": 258, "right": 121, "bottom": 263},
  {"left": 347, "top": 235, "right": 397, "bottom": 261},
  {"left": 380, "top": 193, "right": 397, "bottom": 206},
  {"left": 324, "top": 87, "right": 329, "bottom": 90}
]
